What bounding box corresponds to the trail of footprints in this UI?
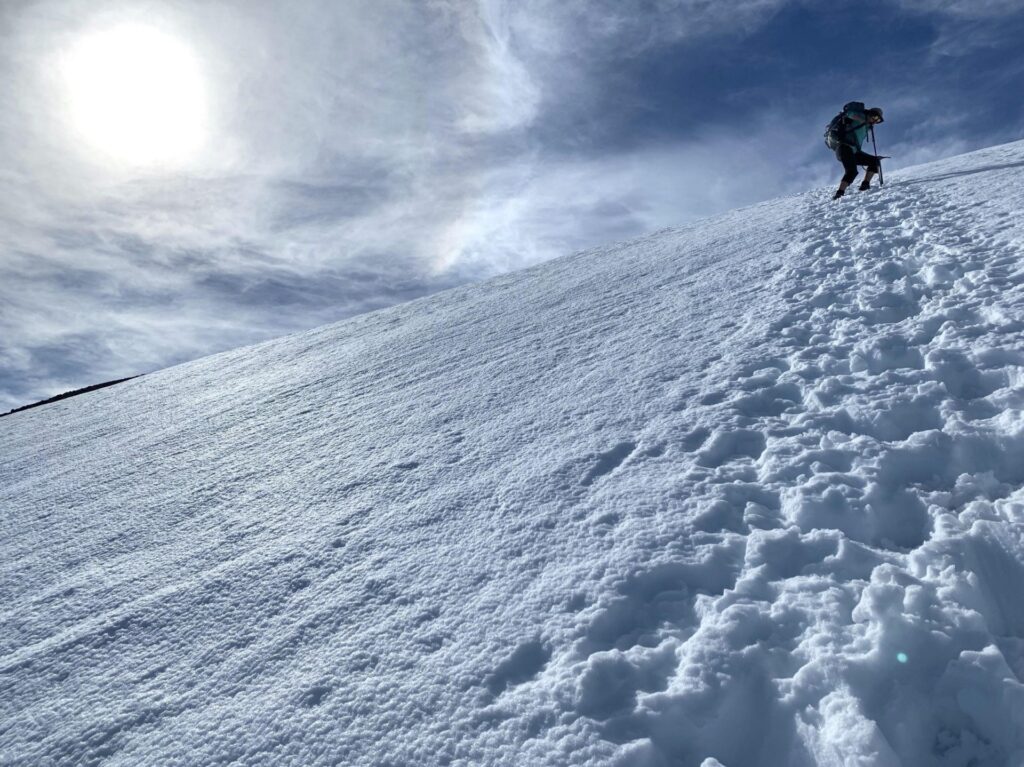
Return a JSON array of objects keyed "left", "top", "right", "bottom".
[{"left": 497, "top": 183, "right": 1024, "bottom": 763}]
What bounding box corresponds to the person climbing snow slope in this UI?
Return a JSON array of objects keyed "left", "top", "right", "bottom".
[{"left": 825, "top": 102, "right": 885, "bottom": 199}]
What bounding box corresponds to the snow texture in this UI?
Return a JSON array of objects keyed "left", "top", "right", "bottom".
[{"left": 3, "top": 141, "right": 1024, "bottom": 766}]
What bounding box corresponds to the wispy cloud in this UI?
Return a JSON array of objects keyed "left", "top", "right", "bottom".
[{"left": 896, "top": 0, "right": 1024, "bottom": 17}]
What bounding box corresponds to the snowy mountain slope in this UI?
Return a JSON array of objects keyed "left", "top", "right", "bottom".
[{"left": 3, "top": 140, "right": 1024, "bottom": 766}]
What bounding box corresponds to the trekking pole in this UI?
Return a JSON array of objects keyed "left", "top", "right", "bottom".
[{"left": 871, "top": 125, "right": 884, "bottom": 186}]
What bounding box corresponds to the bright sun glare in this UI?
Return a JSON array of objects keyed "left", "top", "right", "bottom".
[{"left": 61, "top": 23, "right": 207, "bottom": 167}]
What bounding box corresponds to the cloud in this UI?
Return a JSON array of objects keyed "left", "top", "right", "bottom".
[
  {"left": 895, "top": 0, "right": 1024, "bottom": 17},
  {"left": 0, "top": 163, "right": 483, "bottom": 410},
  {"left": 433, "top": 122, "right": 830, "bottom": 275},
  {"left": 506, "top": 0, "right": 789, "bottom": 57},
  {"left": 443, "top": 0, "right": 542, "bottom": 134}
]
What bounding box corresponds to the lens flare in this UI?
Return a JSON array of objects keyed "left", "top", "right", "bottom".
[
  {"left": 896, "top": 652, "right": 908, "bottom": 664},
  {"left": 60, "top": 23, "right": 207, "bottom": 167}
]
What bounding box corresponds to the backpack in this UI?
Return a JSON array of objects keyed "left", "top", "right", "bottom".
[{"left": 824, "top": 101, "right": 866, "bottom": 150}]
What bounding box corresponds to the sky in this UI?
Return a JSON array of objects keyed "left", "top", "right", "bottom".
[{"left": 1, "top": 0, "right": 1023, "bottom": 411}]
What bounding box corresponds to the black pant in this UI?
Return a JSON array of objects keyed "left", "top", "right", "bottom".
[{"left": 837, "top": 145, "right": 880, "bottom": 184}]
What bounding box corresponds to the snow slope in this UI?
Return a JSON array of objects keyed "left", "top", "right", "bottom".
[{"left": 3, "top": 141, "right": 1024, "bottom": 767}]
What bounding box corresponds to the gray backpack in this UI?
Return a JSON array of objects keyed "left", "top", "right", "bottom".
[{"left": 824, "top": 101, "right": 866, "bottom": 150}]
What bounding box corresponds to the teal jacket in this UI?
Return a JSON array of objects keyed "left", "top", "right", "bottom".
[{"left": 841, "top": 108, "right": 870, "bottom": 150}]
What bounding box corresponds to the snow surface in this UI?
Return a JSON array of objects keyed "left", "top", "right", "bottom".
[{"left": 4, "top": 141, "right": 1024, "bottom": 766}]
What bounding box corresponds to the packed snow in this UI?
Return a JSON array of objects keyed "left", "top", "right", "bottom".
[{"left": 3, "top": 140, "right": 1024, "bottom": 766}]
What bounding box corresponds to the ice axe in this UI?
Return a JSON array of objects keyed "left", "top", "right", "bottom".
[{"left": 870, "top": 125, "right": 884, "bottom": 186}]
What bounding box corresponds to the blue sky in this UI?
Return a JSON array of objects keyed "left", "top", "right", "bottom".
[{"left": 1, "top": 0, "right": 1023, "bottom": 411}]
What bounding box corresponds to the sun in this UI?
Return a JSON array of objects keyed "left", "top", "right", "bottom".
[{"left": 60, "top": 23, "right": 208, "bottom": 168}]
